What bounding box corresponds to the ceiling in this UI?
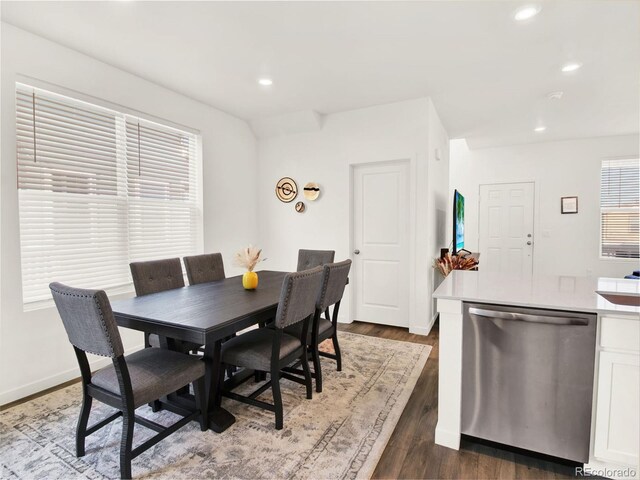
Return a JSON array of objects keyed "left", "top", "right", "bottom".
[{"left": 2, "top": 1, "right": 639, "bottom": 148}]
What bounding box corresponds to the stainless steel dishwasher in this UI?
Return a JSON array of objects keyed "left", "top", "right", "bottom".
[{"left": 461, "top": 302, "right": 597, "bottom": 463}]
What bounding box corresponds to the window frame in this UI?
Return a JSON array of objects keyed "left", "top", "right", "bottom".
[
  {"left": 15, "top": 79, "right": 204, "bottom": 311},
  {"left": 599, "top": 157, "right": 640, "bottom": 261}
]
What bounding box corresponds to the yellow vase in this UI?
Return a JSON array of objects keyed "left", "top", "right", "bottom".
[{"left": 242, "top": 271, "right": 258, "bottom": 290}]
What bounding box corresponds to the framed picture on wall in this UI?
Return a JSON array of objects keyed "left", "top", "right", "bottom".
[{"left": 561, "top": 196, "right": 578, "bottom": 214}]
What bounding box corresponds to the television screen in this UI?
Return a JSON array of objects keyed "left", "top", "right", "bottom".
[{"left": 454, "top": 190, "right": 465, "bottom": 253}]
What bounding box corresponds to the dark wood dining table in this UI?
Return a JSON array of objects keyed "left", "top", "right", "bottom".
[{"left": 110, "top": 270, "right": 288, "bottom": 433}]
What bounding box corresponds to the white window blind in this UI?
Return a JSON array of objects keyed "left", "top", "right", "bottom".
[
  {"left": 125, "top": 119, "right": 199, "bottom": 262},
  {"left": 16, "top": 83, "right": 201, "bottom": 307},
  {"left": 600, "top": 158, "right": 639, "bottom": 259}
]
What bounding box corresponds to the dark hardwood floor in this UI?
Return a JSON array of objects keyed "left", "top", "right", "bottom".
[{"left": 339, "top": 320, "right": 581, "bottom": 480}]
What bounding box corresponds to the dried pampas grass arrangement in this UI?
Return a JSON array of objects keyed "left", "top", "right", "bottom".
[
  {"left": 434, "top": 253, "right": 478, "bottom": 277},
  {"left": 233, "top": 245, "right": 265, "bottom": 272}
]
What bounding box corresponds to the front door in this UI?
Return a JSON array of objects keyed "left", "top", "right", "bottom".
[
  {"left": 352, "top": 161, "right": 410, "bottom": 327},
  {"left": 479, "top": 182, "right": 535, "bottom": 274}
]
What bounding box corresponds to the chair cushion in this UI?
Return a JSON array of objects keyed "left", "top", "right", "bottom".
[
  {"left": 284, "top": 317, "right": 334, "bottom": 344},
  {"left": 92, "top": 348, "right": 204, "bottom": 408},
  {"left": 221, "top": 328, "right": 302, "bottom": 371}
]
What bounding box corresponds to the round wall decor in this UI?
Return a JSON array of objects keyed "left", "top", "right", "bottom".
[
  {"left": 275, "top": 177, "right": 298, "bottom": 203},
  {"left": 303, "top": 182, "right": 320, "bottom": 201},
  {"left": 295, "top": 201, "right": 305, "bottom": 213}
]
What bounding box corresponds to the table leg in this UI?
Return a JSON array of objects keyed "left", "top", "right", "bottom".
[{"left": 204, "top": 341, "right": 235, "bottom": 433}]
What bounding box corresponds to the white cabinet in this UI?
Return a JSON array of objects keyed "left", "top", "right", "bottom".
[
  {"left": 593, "top": 351, "right": 639, "bottom": 466},
  {"left": 589, "top": 315, "right": 640, "bottom": 478}
]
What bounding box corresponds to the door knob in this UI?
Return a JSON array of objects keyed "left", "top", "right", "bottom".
[
  {"left": 354, "top": 249, "right": 360, "bottom": 255},
  {"left": 527, "top": 241, "right": 532, "bottom": 246}
]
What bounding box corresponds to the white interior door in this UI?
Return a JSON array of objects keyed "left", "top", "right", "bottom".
[
  {"left": 352, "top": 161, "right": 409, "bottom": 327},
  {"left": 479, "top": 182, "right": 535, "bottom": 274}
]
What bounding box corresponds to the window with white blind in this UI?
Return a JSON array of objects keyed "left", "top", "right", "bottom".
[
  {"left": 16, "top": 83, "right": 202, "bottom": 307},
  {"left": 600, "top": 158, "right": 639, "bottom": 259}
]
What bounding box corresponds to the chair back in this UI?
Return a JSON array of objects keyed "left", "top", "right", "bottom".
[
  {"left": 274, "top": 266, "right": 324, "bottom": 329},
  {"left": 296, "top": 249, "right": 335, "bottom": 272},
  {"left": 318, "top": 259, "right": 352, "bottom": 311},
  {"left": 130, "top": 258, "right": 184, "bottom": 296},
  {"left": 50, "top": 282, "right": 124, "bottom": 358},
  {"left": 184, "top": 253, "right": 226, "bottom": 285}
]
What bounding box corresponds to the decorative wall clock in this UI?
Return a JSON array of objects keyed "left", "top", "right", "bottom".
[
  {"left": 275, "top": 177, "right": 298, "bottom": 203},
  {"left": 303, "top": 182, "right": 320, "bottom": 201},
  {"left": 295, "top": 201, "right": 305, "bottom": 213}
]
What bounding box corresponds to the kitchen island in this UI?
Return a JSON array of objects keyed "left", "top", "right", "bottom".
[{"left": 433, "top": 270, "right": 639, "bottom": 479}]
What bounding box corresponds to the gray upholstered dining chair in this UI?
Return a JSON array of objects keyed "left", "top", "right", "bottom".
[
  {"left": 129, "top": 258, "right": 200, "bottom": 353},
  {"left": 296, "top": 249, "right": 335, "bottom": 272},
  {"left": 219, "top": 266, "right": 324, "bottom": 430},
  {"left": 130, "top": 257, "right": 185, "bottom": 296},
  {"left": 183, "top": 253, "right": 226, "bottom": 285},
  {"left": 296, "top": 249, "right": 336, "bottom": 322},
  {"left": 183, "top": 252, "right": 237, "bottom": 379},
  {"left": 285, "top": 259, "right": 351, "bottom": 392},
  {"left": 49, "top": 282, "right": 206, "bottom": 480}
]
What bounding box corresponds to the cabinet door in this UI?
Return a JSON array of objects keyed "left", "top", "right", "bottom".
[{"left": 594, "top": 351, "right": 640, "bottom": 466}]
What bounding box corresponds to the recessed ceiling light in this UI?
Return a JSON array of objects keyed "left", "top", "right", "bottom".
[
  {"left": 514, "top": 5, "right": 541, "bottom": 21},
  {"left": 561, "top": 62, "right": 582, "bottom": 73},
  {"left": 258, "top": 78, "right": 273, "bottom": 86},
  {"left": 534, "top": 126, "right": 547, "bottom": 132}
]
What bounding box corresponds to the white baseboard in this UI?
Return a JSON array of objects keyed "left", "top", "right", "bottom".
[
  {"left": 409, "top": 314, "right": 437, "bottom": 336},
  {"left": 337, "top": 315, "right": 353, "bottom": 324},
  {"left": 434, "top": 426, "right": 461, "bottom": 450},
  {"left": 0, "top": 343, "right": 145, "bottom": 407},
  {"left": 409, "top": 325, "right": 430, "bottom": 336}
]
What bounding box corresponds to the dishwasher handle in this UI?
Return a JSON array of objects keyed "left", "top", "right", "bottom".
[{"left": 468, "top": 307, "right": 590, "bottom": 326}]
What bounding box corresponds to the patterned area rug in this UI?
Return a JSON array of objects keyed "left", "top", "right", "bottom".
[{"left": 0, "top": 332, "right": 431, "bottom": 479}]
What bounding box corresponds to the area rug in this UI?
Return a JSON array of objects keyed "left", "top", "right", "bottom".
[{"left": 0, "top": 332, "right": 431, "bottom": 480}]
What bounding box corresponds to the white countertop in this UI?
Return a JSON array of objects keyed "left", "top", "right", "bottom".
[{"left": 433, "top": 270, "right": 640, "bottom": 316}]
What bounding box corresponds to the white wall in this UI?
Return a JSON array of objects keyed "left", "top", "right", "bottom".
[
  {"left": 256, "top": 98, "right": 449, "bottom": 335},
  {"left": 450, "top": 135, "right": 639, "bottom": 278},
  {"left": 426, "top": 101, "right": 451, "bottom": 318},
  {"left": 0, "top": 24, "right": 258, "bottom": 405}
]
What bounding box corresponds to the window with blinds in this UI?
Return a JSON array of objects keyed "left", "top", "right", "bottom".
[
  {"left": 600, "top": 158, "right": 639, "bottom": 259},
  {"left": 16, "top": 83, "right": 201, "bottom": 307}
]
